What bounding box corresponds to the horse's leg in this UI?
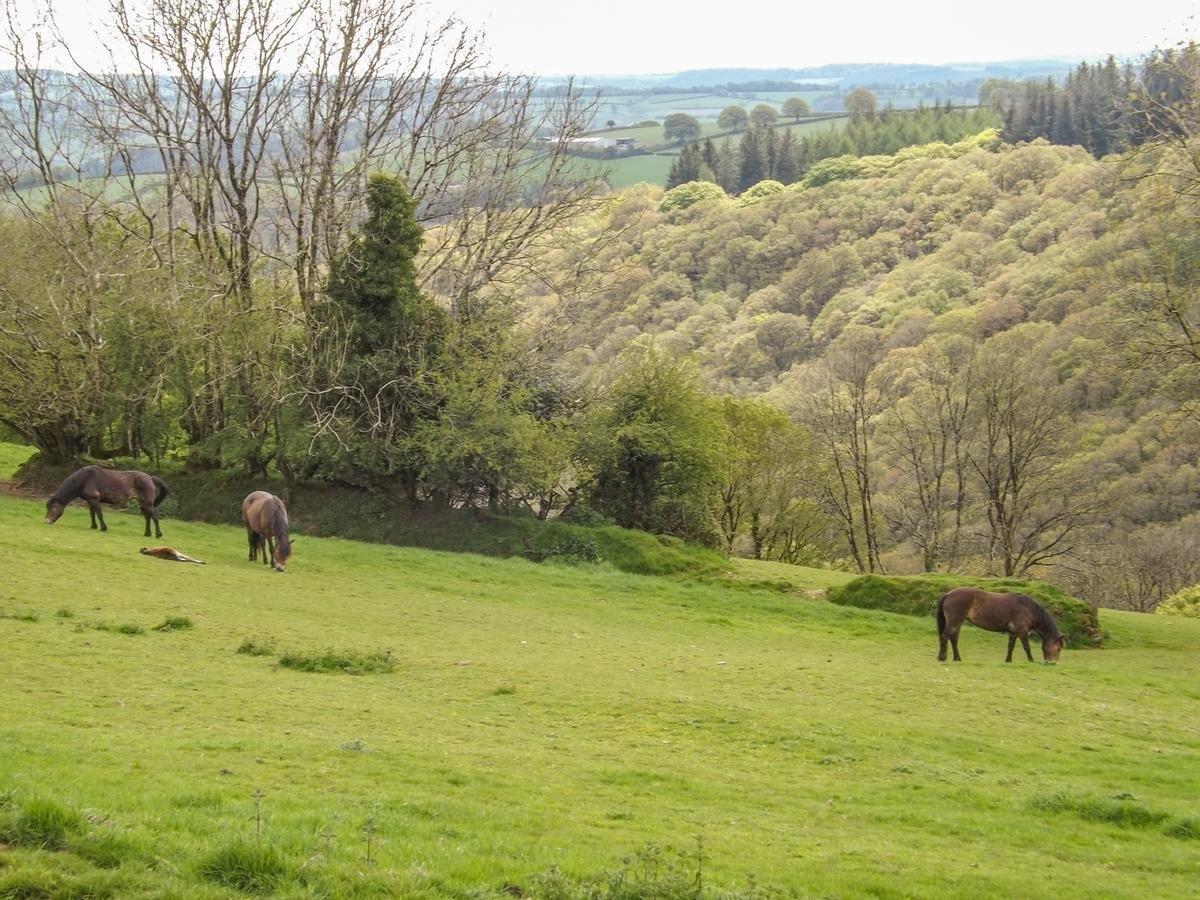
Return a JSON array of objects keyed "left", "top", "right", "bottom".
[
  {"left": 88, "top": 502, "right": 98, "bottom": 530},
  {"left": 938, "top": 633, "right": 949, "bottom": 662},
  {"left": 264, "top": 537, "right": 273, "bottom": 566},
  {"left": 247, "top": 529, "right": 258, "bottom": 562},
  {"left": 142, "top": 508, "right": 152, "bottom": 538},
  {"left": 154, "top": 509, "right": 162, "bottom": 539},
  {"left": 88, "top": 497, "right": 107, "bottom": 532},
  {"left": 950, "top": 627, "right": 962, "bottom": 662},
  {"left": 1006, "top": 633, "right": 1017, "bottom": 663},
  {"left": 1020, "top": 633, "right": 1034, "bottom": 662}
]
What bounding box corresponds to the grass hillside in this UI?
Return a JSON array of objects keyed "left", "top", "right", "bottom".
[
  {"left": 829, "top": 574, "right": 1103, "bottom": 647},
  {"left": 9, "top": 448, "right": 725, "bottom": 578},
  {"left": 1, "top": 494, "right": 1198, "bottom": 897}
]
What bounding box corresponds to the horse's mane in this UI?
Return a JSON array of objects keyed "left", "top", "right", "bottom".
[
  {"left": 1017, "top": 594, "right": 1061, "bottom": 639},
  {"left": 51, "top": 467, "right": 91, "bottom": 503},
  {"left": 271, "top": 502, "right": 291, "bottom": 557}
]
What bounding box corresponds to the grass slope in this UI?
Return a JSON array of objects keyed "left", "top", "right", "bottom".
[
  {"left": 9, "top": 447, "right": 725, "bottom": 578},
  {"left": 0, "top": 442, "right": 36, "bottom": 480},
  {"left": 0, "top": 494, "right": 1198, "bottom": 897}
]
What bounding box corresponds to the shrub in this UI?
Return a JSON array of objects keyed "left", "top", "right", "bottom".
[
  {"left": 197, "top": 840, "right": 290, "bottom": 894},
  {"left": 277, "top": 648, "right": 396, "bottom": 675},
  {"left": 827, "top": 574, "right": 1102, "bottom": 647},
  {"left": 1157, "top": 584, "right": 1200, "bottom": 617},
  {"left": 528, "top": 534, "right": 602, "bottom": 565},
  {"left": 2, "top": 798, "right": 82, "bottom": 850}
]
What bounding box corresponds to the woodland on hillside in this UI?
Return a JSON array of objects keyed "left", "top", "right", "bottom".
[
  {"left": 1, "top": 0, "right": 1198, "bottom": 611},
  {"left": 522, "top": 103, "right": 1200, "bottom": 607}
]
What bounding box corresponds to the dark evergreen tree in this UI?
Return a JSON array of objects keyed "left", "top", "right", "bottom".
[
  {"left": 319, "top": 172, "right": 447, "bottom": 501},
  {"left": 715, "top": 138, "right": 740, "bottom": 192},
  {"left": 666, "top": 142, "right": 704, "bottom": 189},
  {"left": 775, "top": 130, "right": 799, "bottom": 184},
  {"left": 738, "top": 127, "right": 767, "bottom": 192}
]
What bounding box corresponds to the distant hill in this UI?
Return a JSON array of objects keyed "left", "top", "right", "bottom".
[{"left": 562, "top": 59, "right": 1079, "bottom": 91}]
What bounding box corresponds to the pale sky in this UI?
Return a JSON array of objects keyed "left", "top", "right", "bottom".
[
  {"left": 31, "top": 0, "right": 1200, "bottom": 76},
  {"left": 444, "top": 0, "right": 1196, "bottom": 75}
]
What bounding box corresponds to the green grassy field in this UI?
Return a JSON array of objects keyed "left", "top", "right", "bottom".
[
  {"left": 0, "top": 442, "right": 35, "bottom": 480},
  {"left": 1, "top": 492, "right": 1198, "bottom": 898},
  {"left": 597, "top": 116, "right": 851, "bottom": 189},
  {"left": 603, "top": 154, "right": 675, "bottom": 188}
]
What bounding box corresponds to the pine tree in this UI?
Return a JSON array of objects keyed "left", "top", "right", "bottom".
[
  {"left": 738, "top": 127, "right": 767, "bottom": 192},
  {"left": 775, "top": 130, "right": 799, "bottom": 184},
  {"left": 715, "top": 139, "right": 740, "bottom": 193},
  {"left": 326, "top": 173, "right": 443, "bottom": 356},
  {"left": 666, "top": 142, "right": 705, "bottom": 189},
  {"left": 320, "top": 172, "right": 447, "bottom": 500},
  {"left": 764, "top": 127, "right": 779, "bottom": 179}
]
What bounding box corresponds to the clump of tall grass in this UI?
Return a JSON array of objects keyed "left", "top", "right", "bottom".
[
  {"left": 1165, "top": 817, "right": 1199, "bottom": 840},
  {"left": 73, "top": 829, "right": 152, "bottom": 869},
  {"left": 197, "top": 839, "right": 291, "bottom": 894},
  {"left": 94, "top": 622, "right": 145, "bottom": 636},
  {"left": 0, "top": 609, "right": 39, "bottom": 622},
  {"left": 236, "top": 637, "right": 276, "bottom": 657},
  {"left": 1033, "top": 791, "right": 1169, "bottom": 829},
  {"left": 1, "top": 798, "right": 82, "bottom": 850},
  {"left": 524, "top": 840, "right": 776, "bottom": 898},
  {"left": 154, "top": 615, "right": 194, "bottom": 632},
  {"left": 277, "top": 648, "right": 395, "bottom": 675}
]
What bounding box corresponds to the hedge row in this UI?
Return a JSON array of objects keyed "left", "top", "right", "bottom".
[{"left": 827, "top": 574, "right": 1102, "bottom": 647}]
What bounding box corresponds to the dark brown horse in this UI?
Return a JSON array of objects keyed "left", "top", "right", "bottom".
[
  {"left": 242, "top": 491, "right": 292, "bottom": 572},
  {"left": 45, "top": 466, "right": 170, "bottom": 538},
  {"left": 936, "top": 587, "right": 1066, "bottom": 663}
]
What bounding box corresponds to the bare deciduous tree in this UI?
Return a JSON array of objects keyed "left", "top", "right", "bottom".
[
  {"left": 878, "top": 334, "right": 973, "bottom": 572},
  {"left": 968, "top": 326, "right": 1094, "bottom": 576},
  {"left": 786, "top": 326, "right": 890, "bottom": 573},
  {"left": 1, "top": 0, "right": 605, "bottom": 473}
]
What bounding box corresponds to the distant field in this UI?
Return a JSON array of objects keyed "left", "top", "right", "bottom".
[
  {"left": 588, "top": 87, "right": 975, "bottom": 130},
  {"left": 603, "top": 154, "right": 674, "bottom": 188},
  {"left": 594, "top": 120, "right": 731, "bottom": 144},
  {"left": 596, "top": 115, "right": 851, "bottom": 189},
  {"left": 1, "top": 491, "right": 1198, "bottom": 897}
]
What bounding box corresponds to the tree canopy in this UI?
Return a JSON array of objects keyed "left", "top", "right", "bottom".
[{"left": 664, "top": 112, "right": 703, "bottom": 142}]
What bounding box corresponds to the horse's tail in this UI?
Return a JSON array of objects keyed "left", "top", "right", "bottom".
[
  {"left": 936, "top": 593, "right": 947, "bottom": 636},
  {"left": 151, "top": 476, "right": 170, "bottom": 509}
]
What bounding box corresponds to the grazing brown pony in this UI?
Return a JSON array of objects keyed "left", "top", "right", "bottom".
[
  {"left": 936, "top": 587, "right": 1066, "bottom": 663},
  {"left": 242, "top": 491, "right": 292, "bottom": 572},
  {"left": 45, "top": 466, "right": 170, "bottom": 538}
]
